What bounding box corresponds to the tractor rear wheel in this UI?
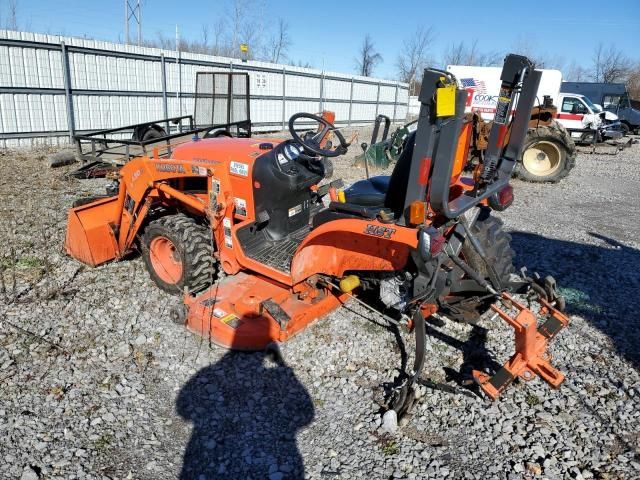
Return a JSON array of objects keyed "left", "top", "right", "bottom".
[
  {"left": 445, "top": 209, "right": 515, "bottom": 324},
  {"left": 141, "top": 214, "right": 216, "bottom": 294},
  {"left": 516, "top": 123, "right": 576, "bottom": 183}
]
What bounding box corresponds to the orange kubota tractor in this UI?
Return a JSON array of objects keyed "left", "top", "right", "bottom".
[{"left": 65, "top": 54, "right": 569, "bottom": 410}]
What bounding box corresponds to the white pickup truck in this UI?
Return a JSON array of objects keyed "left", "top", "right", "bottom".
[
  {"left": 446, "top": 65, "right": 621, "bottom": 182},
  {"left": 447, "top": 65, "right": 620, "bottom": 136}
]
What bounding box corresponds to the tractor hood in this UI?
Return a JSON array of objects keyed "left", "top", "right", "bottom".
[{"left": 171, "top": 137, "right": 285, "bottom": 164}]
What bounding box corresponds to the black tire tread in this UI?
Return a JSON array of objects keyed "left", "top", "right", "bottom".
[
  {"left": 141, "top": 213, "right": 216, "bottom": 294},
  {"left": 463, "top": 208, "right": 515, "bottom": 285},
  {"left": 447, "top": 208, "right": 515, "bottom": 324}
]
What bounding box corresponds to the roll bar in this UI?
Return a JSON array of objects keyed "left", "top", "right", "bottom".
[{"left": 401, "top": 54, "right": 542, "bottom": 222}]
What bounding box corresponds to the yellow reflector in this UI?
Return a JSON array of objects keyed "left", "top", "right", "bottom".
[
  {"left": 337, "top": 190, "right": 346, "bottom": 203},
  {"left": 339, "top": 275, "right": 360, "bottom": 293},
  {"left": 436, "top": 85, "right": 456, "bottom": 117},
  {"left": 409, "top": 201, "right": 426, "bottom": 225}
]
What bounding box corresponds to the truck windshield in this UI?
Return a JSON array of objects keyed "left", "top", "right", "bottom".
[{"left": 581, "top": 96, "right": 599, "bottom": 112}]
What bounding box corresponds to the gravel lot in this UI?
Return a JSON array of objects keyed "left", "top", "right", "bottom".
[{"left": 0, "top": 135, "right": 639, "bottom": 480}]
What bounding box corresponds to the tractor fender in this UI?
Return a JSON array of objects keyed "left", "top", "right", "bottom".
[{"left": 290, "top": 218, "right": 418, "bottom": 284}]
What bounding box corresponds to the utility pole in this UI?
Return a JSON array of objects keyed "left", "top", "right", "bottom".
[{"left": 124, "top": 0, "right": 142, "bottom": 45}]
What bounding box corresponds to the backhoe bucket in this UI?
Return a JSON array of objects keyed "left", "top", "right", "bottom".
[{"left": 64, "top": 196, "right": 121, "bottom": 267}]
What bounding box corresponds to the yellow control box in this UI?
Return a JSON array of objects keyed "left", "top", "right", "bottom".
[{"left": 436, "top": 84, "right": 457, "bottom": 117}]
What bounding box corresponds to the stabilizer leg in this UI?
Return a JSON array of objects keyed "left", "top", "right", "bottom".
[{"left": 472, "top": 291, "right": 570, "bottom": 400}]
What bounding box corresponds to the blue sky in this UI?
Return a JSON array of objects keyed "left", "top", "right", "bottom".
[{"left": 5, "top": 0, "right": 640, "bottom": 79}]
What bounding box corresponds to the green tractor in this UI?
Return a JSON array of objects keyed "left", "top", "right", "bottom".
[{"left": 355, "top": 115, "right": 417, "bottom": 173}]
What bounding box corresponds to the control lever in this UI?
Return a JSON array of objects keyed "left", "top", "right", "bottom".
[
  {"left": 361, "top": 142, "right": 370, "bottom": 179},
  {"left": 345, "top": 132, "right": 358, "bottom": 147}
]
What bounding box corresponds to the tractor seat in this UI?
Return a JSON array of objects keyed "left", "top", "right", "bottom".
[
  {"left": 342, "top": 175, "right": 390, "bottom": 207},
  {"left": 311, "top": 131, "right": 415, "bottom": 229}
]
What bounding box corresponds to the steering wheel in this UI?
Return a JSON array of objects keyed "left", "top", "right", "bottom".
[{"left": 288, "top": 113, "right": 349, "bottom": 158}]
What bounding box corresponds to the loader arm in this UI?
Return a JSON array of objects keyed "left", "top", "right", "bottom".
[
  {"left": 65, "top": 156, "right": 213, "bottom": 267},
  {"left": 402, "top": 54, "right": 541, "bottom": 221}
]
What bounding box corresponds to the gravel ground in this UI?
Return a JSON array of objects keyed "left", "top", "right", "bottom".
[{"left": 0, "top": 136, "right": 639, "bottom": 480}]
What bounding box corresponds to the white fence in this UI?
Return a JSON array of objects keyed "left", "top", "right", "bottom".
[
  {"left": 0, "top": 30, "right": 409, "bottom": 147},
  {"left": 408, "top": 96, "right": 420, "bottom": 117}
]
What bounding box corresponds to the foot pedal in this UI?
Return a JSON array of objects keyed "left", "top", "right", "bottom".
[{"left": 472, "top": 292, "right": 569, "bottom": 400}]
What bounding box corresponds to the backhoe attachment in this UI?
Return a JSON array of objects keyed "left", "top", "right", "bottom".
[{"left": 472, "top": 287, "right": 570, "bottom": 400}]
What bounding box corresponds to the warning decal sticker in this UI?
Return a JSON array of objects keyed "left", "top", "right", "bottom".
[
  {"left": 230, "top": 161, "right": 249, "bottom": 177},
  {"left": 234, "top": 197, "right": 247, "bottom": 216},
  {"left": 220, "top": 313, "right": 242, "bottom": 329}
]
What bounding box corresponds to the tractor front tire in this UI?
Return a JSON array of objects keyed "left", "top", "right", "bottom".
[
  {"left": 516, "top": 123, "right": 576, "bottom": 183},
  {"left": 446, "top": 208, "right": 515, "bottom": 324},
  {"left": 141, "top": 214, "right": 216, "bottom": 294}
]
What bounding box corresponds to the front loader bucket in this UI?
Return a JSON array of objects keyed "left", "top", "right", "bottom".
[{"left": 64, "top": 196, "right": 121, "bottom": 267}]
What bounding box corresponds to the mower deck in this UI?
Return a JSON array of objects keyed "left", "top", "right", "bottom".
[{"left": 183, "top": 272, "right": 346, "bottom": 350}]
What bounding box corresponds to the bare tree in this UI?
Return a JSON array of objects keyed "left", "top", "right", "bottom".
[
  {"left": 268, "top": 18, "right": 291, "bottom": 64},
  {"left": 201, "top": 24, "right": 210, "bottom": 48},
  {"left": 592, "top": 43, "right": 631, "bottom": 83},
  {"left": 152, "top": 2, "right": 265, "bottom": 59},
  {"left": 229, "top": 0, "right": 263, "bottom": 57},
  {"left": 290, "top": 59, "right": 313, "bottom": 69},
  {"left": 144, "top": 31, "right": 175, "bottom": 50},
  {"left": 509, "top": 36, "right": 565, "bottom": 69},
  {"left": 212, "top": 18, "right": 227, "bottom": 56},
  {"left": 539, "top": 54, "right": 565, "bottom": 70},
  {"left": 396, "top": 26, "right": 435, "bottom": 93},
  {"left": 230, "top": 0, "right": 243, "bottom": 53},
  {"left": 565, "top": 61, "right": 589, "bottom": 82},
  {"left": 443, "top": 42, "right": 465, "bottom": 66},
  {"left": 443, "top": 40, "right": 501, "bottom": 67},
  {"left": 6, "top": 0, "right": 19, "bottom": 30},
  {"left": 627, "top": 63, "right": 640, "bottom": 100},
  {"left": 355, "top": 35, "right": 382, "bottom": 77},
  {"left": 238, "top": 21, "right": 261, "bottom": 60},
  {"left": 137, "top": 5, "right": 293, "bottom": 64},
  {"left": 592, "top": 43, "right": 605, "bottom": 82}
]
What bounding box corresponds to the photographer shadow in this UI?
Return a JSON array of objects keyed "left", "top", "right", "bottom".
[{"left": 176, "top": 348, "right": 314, "bottom": 479}]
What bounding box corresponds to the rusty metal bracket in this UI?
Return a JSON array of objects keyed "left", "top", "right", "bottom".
[{"left": 472, "top": 292, "right": 570, "bottom": 400}]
